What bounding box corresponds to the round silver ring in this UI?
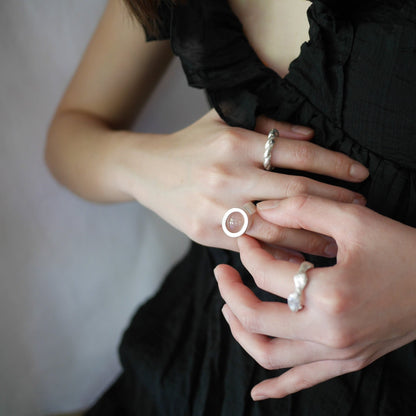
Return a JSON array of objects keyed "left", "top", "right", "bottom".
[
  {"left": 263, "top": 128, "right": 279, "bottom": 171},
  {"left": 287, "top": 261, "right": 314, "bottom": 312},
  {"left": 222, "top": 202, "right": 256, "bottom": 238}
]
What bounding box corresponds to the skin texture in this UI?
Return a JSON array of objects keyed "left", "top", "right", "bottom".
[
  {"left": 215, "top": 196, "right": 416, "bottom": 400},
  {"left": 46, "top": 0, "right": 406, "bottom": 403},
  {"left": 46, "top": 0, "right": 369, "bottom": 259},
  {"left": 229, "top": 0, "right": 310, "bottom": 78}
]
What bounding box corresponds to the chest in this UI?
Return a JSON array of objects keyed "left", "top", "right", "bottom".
[{"left": 228, "top": 0, "right": 310, "bottom": 77}]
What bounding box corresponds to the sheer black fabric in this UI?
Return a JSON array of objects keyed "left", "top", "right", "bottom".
[{"left": 86, "top": 0, "right": 416, "bottom": 414}]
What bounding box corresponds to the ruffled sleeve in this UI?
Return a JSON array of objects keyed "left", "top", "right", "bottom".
[
  {"left": 164, "top": 0, "right": 416, "bottom": 229},
  {"left": 170, "top": 0, "right": 281, "bottom": 129}
]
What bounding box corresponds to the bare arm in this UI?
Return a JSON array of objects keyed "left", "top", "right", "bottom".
[
  {"left": 45, "top": 0, "right": 173, "bottom": 202},
  {"left": 45, "top": 0, "right": 368, "bottom": 257}
]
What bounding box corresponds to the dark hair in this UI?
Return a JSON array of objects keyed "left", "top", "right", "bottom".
[{"left": 123, "top": 0, "right": 175, "bottom": 37}]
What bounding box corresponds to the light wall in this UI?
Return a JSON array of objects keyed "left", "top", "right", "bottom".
[{"left": 0, "top": 1, "right": 208, "bottom": 415}]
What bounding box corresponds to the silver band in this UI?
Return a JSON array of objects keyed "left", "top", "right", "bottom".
[
  {"left": 263, "top": 128, "right": 279, "bottom": 171},
  {"left": 222, "top": 202, "right": 256, "bottom": 238},
  {"left": 287, "top": 261, "right": 314, "bottom": 312}
]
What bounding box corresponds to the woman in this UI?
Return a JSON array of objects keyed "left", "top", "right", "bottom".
[{"left": 46, "top": 0, "right": 416, "bottom": 414}]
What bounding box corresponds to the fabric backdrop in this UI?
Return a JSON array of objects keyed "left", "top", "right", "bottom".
[{"left": 0, "top": 1, "right": 208, "bottom": 415}]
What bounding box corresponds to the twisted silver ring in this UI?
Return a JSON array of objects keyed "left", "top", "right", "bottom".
[
  {"left": 263, "top": 128, "right": 279, "bottom": 171},
  {"left": 287, "top": 261, "right": 314, "bottom": 312},
  {"left": 222, "top": 202, "right": 256, "bottom": 238}
]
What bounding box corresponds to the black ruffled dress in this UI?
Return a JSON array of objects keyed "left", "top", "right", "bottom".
[{"left": 86, "top": 0, "right": 416, "bottom": 414}]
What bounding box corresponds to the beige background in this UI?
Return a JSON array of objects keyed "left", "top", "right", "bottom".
[{"left": 0, "top": 1, "right": 208, "bottom": 414}]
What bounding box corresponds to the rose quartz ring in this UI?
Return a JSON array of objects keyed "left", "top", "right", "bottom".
[{"left": 221, "top": 202, "right": 256, "bottom": 238}]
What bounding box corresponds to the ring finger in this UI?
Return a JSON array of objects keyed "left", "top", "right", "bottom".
[{"left": 214, "top": 264, "right": 308, "bottom": 340}]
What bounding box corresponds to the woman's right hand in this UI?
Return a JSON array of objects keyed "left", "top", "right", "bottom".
[{"left": 119, "top": 110, "right": 369, "bottom": 260}]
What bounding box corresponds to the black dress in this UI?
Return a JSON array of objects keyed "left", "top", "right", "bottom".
[{"left": 86, "top": 0, "right": 416, "bottom": 414}]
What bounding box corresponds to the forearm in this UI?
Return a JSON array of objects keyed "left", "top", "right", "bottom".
[{"left": 45, "top": 109, "right": 157, "bottom": 203}]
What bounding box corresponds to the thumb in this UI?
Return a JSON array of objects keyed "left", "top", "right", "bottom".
[{"left": 256, "top": 195, "right": 353, "bottom": 240}]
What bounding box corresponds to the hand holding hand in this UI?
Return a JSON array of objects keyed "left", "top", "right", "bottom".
[
  {"left": 215, "top": 196, "right": 416, "bottom": 399},
  {"left": 121, "top": 110, "right": 368, "bottom": 257}
]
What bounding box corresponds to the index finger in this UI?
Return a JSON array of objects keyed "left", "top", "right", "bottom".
[
  {"left": 256, "top": 195, "right": 356, "bottom": 241},
  {"left": 237, "top": 235, "right": 300, "bottom": 297}
]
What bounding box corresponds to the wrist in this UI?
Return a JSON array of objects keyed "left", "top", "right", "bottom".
[{"left": 112, "top": 129, "right": 169, "bottom": 205}]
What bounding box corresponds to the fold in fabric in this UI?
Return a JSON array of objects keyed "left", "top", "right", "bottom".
[{"left": 86, "top": 1, "right": 416, "bottom": 414}]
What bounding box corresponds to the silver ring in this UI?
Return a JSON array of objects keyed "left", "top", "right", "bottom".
[
  {"left": 287, "top": 261, "right": 314, "bottom": 312},
  {"left": 222, "top": 202, "right": 256, "bottom": 238},
  {"left": 263, "top": 128, "right": 279, "bottom": 171}
]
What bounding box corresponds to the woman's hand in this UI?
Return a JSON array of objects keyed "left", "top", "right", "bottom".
[
  {"left": 214, "top": 196, "right": 416, "bottom": 400},
  {"left": 120, "top": 110, "right": 368, "bottom": 257}
]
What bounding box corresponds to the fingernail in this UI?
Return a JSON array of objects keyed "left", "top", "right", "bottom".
[
  {"left": 292, "top": 125, "right": 314, "bottom": 136},
  {"left": 252, "top": 391, "right": 268, "bottom": 401},
  {"left": 257, "top": 200, "right": 280, "bottom": 210},
  {"left": 213, "top": 267, "right": 219, "bottom": 281},
  {"left": 350, "top": 163, "right": 369, "bottom": 180},
  {"left": 353, "top": 195, "right": 367, "bottom": 206},
  {"left": 324, "top": 241, "right": 338, "bottom": 257}
]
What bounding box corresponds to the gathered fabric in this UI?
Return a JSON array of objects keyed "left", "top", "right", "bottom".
[{"left": 86, "top": 1, "right": 416, "bottom": 414}]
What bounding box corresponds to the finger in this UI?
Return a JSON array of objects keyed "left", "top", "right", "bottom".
[
  {"left": 238, "top": 236, "right": 321, "bottom": 296},
  {"left": 219, "top": 203, "right": 336, "bottom": 258},
  {"left": 246, "top": 215, "right": 337, "bottom": 258},
  {"left": 256, "top": 195, "right": 357, "bottom": 241},
  {"left": 255, "top": 116, "right": 314, "bottom": 140},
  {"left": 222, "top": 304, "right": 330, "bottom": 370},
  {"left": 247, "top": 131, "right": 368, "bottom": 182},
  {"left": 248, "top": 172, "right": 366, "bottom": 205},
  {"left": 270, "top": 138, "right": 369, "bottom": 182},
  {"left": 251, "top": 360, "right": 352, "bottom": 400},
  {"left": 214, "top": 264, "right": 305, "bottom": 339},
  {"left": 260, "top": 243, "right": 305, "bottom": 263}
]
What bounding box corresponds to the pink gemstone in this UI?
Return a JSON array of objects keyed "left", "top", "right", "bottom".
[{"left": 225, "top": 211, "right": 245, "bottom": 233}]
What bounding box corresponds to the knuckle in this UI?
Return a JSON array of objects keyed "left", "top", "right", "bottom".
[
  {"left": 292, "top": 373, "right": 312, "bottom": 392},
  {"left": 322, "top": 286, "right": 351, "bottom": 315},
  {"left": 258, "top": 347, "right": 276, "bottom": 370},
  {"left": 338, "top": 204, "right": 368, "bottom": 250},
  {"left": 325, "top": 324, "right": 355, "bottom": 349},
  {"left": 239, "top": 305, "right": 261, "bottom": 333},
  {"left": 342, "top": 203, "right": 365, "bottom": 226},
  {"left": 215, "top": 129, "right": 243, "bottom": 154},
  {"left": 330, "top": 331, "right": 354, "bottom": 350},
  {"left": 332, "top": 154, "right": 351, "bottom": 178},
  {"left": 187, "top": 217, "right": 207, "bottom": 243},
  {"left": 332, "top": 187, "right": 352, "bottom": 203},
  {"left": 314, "top": 288, "right": 357, "bottom": 349},
  {"left": 202, "top": 164, "right": 230, "bottom": 195},
  {"left": 271, "top": 225, "right": 288, "bottom": 243},
  {"left": 186, "top": 201, "right": 212, "bottom": 244},
  {"left": 288, "top": 194, "right": 312, "bottom": 213},
  {"left": 286, "top": 177, "right": 309, "bottom": 197},
  {"left": 252, "top": 267, "right": 268, "bottom": 291},
  {"left": 262, "top": 224, "right": 288, "bottom": 244}
]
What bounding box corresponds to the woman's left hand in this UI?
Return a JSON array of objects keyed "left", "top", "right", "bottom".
[{"left": 214, "top": 195, "right": 416, "bottom": 400}]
